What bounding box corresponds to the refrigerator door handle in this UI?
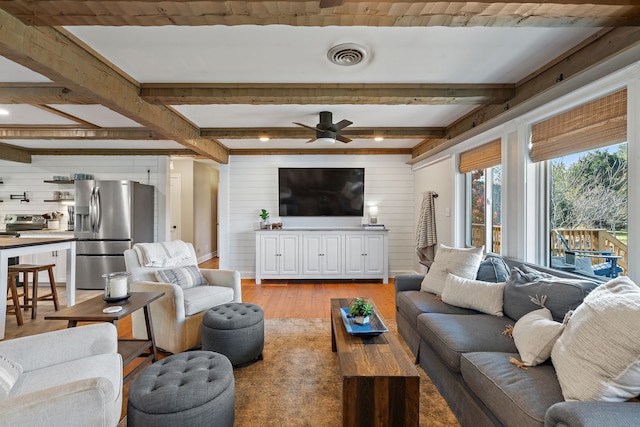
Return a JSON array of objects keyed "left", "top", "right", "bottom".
[
  {"left": 95, "top": 186, "right": 102, "bottom": 233},
  {"left": 89, "top": 186, "right": 97, "bottom": 233}
]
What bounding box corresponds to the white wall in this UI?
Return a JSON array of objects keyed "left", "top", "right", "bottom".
[
  {"left": 412, "top": 155, "right": 457, "bottom": 274},
  {"left": 0, "top": 156, "right": 168, "bottom": 241},
  {"left": 219, "top": 154, "right": 415, "bottom": 278}
]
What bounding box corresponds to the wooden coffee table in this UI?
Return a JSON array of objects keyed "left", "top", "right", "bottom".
[
  {"left": 45, "top": 291, "right": 163, "bottom": 382},
  {"left": 331, "top": 298, "right": 420, "bottom": 427}
]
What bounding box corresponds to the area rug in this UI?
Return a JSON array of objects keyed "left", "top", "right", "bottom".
[{"left": 233, "top": 318, "right": 460, "bottom": 427}]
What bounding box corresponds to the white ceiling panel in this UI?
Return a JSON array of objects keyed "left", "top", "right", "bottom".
[
  {"left": 0, "top": 104, "right": 79, "bottom": 125},
  {"left": 9, "top": 139, "right": 185, "bottom": 149},
  {"left": 0, "top": 56, "right": 52, "bottom": 83},
  {"left": 47, "top": 104, "right": 143, "bottom": 128}
]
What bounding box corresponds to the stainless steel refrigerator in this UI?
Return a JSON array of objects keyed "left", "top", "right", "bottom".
[{"left": 75, "top": 180, "right": 154, "bottom": 289}]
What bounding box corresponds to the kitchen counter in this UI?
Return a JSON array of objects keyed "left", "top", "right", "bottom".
[
  {"left": 0, "top": 236, "right": 76, "bottom": 340},
  {"left": 17, "top": 230, "right": 75, "bottom": 237}
]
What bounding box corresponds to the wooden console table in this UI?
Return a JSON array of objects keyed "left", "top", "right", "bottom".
[
  {"left": 330, "top": 298, "right": 419, "bottom": 427},
  {"left": 45, "top": 291, "right": 163, "bottom": 383}
]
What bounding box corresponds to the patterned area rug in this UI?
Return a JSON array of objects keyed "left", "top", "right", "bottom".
[{"left": 233, "top": 318, "right": 459, "bottom": 427}]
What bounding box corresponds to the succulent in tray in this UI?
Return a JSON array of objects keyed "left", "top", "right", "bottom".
[{"left": 348, "top": 297, "right": 373, "bottom": 325}]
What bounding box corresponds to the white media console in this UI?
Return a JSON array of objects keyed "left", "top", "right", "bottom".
[{"left": 255, "top": 228, "right": 389, "bottom": 284}]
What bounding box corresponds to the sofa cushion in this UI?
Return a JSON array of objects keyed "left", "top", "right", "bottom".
[
  {"left": 551, "top": 276, "right": 640, "bottom": 402},
  {"left": 461, "top": 352, "right": 564, "bottom": 427},
  {"left": 183, "top": 286, "right": 235, "bottom": 316},
  {"left": 503, "top": 265, "right": 597, "bottom": 322},
  {"left": 0, "top": 355, "right": 22, "bottom": 399},
  {"left": 442, "top": 273, "right": 506, "bottom": 316},
  {"left": 420, "top": 244, "right": 484, "bottom": 295},
  {"left": 513, "top": 308, "right": 564, "bottom": 366},
  {"left": 476, "top": 256, "right": 510, "bottom": 282},
  {"left": 155, "top": 265, "right": 209, "bottom": 289},
  {"left": 417, "top": 313, "right": 517, "bottom": 372},
  {"left": 396, "top": 290, "right": 480, "bottom": 326}
]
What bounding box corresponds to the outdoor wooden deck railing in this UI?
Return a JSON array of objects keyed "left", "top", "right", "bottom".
[{"left": 471, "top": 225, "right": 628, "bottom": 275}]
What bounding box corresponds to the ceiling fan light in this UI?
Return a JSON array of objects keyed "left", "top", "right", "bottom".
[
  {"left": 316, "top": 137, "right": 336, "bottom": 144},
  {"left": 259, "top": 136, "right": 270, "bottom": 142},
  {"left": 374, "top": 137, "right": 384, "bottom": 142}
]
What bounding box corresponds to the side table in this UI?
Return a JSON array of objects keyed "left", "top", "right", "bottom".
[{"left": 45, "top": 291, "right": 164, "bottom": 383}]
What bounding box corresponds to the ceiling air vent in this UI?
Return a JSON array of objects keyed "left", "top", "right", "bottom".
[{"left": 327, "top": 43, "right": 368, "bottom": 66}]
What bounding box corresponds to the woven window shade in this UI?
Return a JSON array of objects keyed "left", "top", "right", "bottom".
[
  {"left": 530, "top": 88, "right": 627, "bottom": 162},
  {"left": 459, "top": 139, "right": 501, "bottom": 173}
]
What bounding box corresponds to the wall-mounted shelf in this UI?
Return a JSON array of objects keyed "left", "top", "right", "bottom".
[
  {"left": 44, "top": 180, "right": 74, "bottom": 184},
  {"left": 44, "top": 199, "right": 75, "bottom": 203}
]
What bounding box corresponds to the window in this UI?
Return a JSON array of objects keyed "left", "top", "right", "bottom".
[
  {"left": 460, "top": 139, "right": 502, "bottom": 254},
  {"left": 530, "top": 88, "right": 628, "bottom": 278}
]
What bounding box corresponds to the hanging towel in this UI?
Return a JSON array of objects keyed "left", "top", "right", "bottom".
[{"left": 416, "top": 191, "right": 438, "bottom": 268}]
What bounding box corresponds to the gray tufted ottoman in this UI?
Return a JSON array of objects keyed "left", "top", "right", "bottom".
[
  {"left": 201, "top": 302, "right": 264, "bottom": 367},
  {"left": 127, "top": 351, "right": 234, "bottom": 427}
]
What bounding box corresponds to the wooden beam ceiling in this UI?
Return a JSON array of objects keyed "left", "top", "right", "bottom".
[
  {"left": 2, "top": 1, "right": 639, "bottom": 27},
  {"left": 141, "top": 84, "right": 515, "bottom": 105},
  {"left": 0, "top": 8, "right": 229, "bottom": 163},
  {"left": 0, "top": 142, "right": 31, "bottom": 163},
  {"left": 0, "top": 128, "right": 163, "bottom": 140},
  {"left": 202, "top": 127, "right": 444, "bottom": 139}
]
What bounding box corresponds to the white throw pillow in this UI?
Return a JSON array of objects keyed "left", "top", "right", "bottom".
[
  {"left": 551, "top": 276, "right": 640, "bottom": 401},
  {"left": 420, "top": 244, "right": 484, "bottom": 295},
  {"left": 513, "top": 308, "right": 564, "bottom": 366},
  {"left": 0, "top": 354, "right": 22, "bottom": 400},
  {"left": 441, "top": 273, "right": 506, "bottom": 316}
]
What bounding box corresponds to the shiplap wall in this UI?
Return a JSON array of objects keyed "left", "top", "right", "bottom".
[
  {"left": 221, "top": 154, "right": 416, "bottom": 278},
  {"left": 0, "top": 156, "right": 167, "bottom": 240}
]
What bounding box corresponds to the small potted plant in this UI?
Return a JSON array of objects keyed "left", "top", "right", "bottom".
[
  {"left": 348, "top": 297, "right": 374, "bottom": 325},
  {"left": 259, "top": 209, "right": 270, "bottom": 229}
]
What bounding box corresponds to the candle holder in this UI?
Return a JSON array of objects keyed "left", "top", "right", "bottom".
[{"left": 102, "top": 271, "right": 131, "bottom": 302}]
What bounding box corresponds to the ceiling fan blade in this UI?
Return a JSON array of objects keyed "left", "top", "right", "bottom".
[
  {"left": 336, "top": 135, "right": 352, "bottom": 143},
  {"left": 293, "top": 122, "right": 319, "bottom": 132},
  {"left": 334, "top": 119, "right": 353, "bottom": 130},
  {"left": 319, "top": 0, "right": 344, "bottom": 8}
]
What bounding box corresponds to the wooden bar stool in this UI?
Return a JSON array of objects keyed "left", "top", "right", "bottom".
[
  {"left": 6, "top": 271, "right": 24, "bottom": 326},
  {"left": 8, "top": 264, "right": 60, "bottom": 319}
]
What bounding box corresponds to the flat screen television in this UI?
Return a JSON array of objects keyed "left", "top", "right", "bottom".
[{"left": 278, "top": 168, "right": 365, "bottom": 217}]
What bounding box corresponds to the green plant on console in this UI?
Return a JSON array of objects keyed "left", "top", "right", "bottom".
[{"left": 259, "top": 209, "right": 269, "bottom": 221}]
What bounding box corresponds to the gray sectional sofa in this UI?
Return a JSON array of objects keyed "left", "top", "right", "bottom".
[{"left": 395, "top": 254, "right": 640, "bottom": 427}]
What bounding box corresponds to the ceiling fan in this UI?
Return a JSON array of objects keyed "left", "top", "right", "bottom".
[{"left": 293, "top": 111, "right": 355, "bottom": 144}]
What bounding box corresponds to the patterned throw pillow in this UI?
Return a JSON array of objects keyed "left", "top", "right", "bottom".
[
  {"left": 0, "top": 354, "right": 22, "bottom": 400},
  {"left": 154, "top": 265, "right": 209, "bottom": 289},
  {"left": 420, "top": 244, "right": 484, "bottom": 295}
]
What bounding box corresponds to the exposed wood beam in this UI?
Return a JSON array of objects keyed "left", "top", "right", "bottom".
[
  {"left": 0, "top": 84, "right": 95, "bottom": 104},
  {"left": 0, "top": 8, "right": 229, "bottom": 163},
  {"left": 0, "top": 142, "right": 31, "bottom": 163},
  {"left": 2, "top": 1, "right": 639, "bottom": 27},
  {"left": 202, "top": 127, "right": 445, "bottom": 140},
  {"left": 141, "top": 84, "right": 514, "bottom": 105},
  {"left": 28, "top": 148, "right": 196, "bottom": 156},
  {"left": 411, "top": 27, "right": 640, "bottom": 162},
  {"left": 0, "top": 128, "right": 163, "bottom": 140},
  {"left": 229, "top": 148, "right": 412, "bottom": 156}
]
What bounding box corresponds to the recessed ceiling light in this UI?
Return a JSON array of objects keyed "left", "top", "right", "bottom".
[
  {"left": 0, "top": 109, "right": 9, "bottom": 116},
  {"left": 259, "top": 137, "right": 270, "bottom": 142},
  {"left": 374, "top": 137, "right": 384, "bottom": 142}
]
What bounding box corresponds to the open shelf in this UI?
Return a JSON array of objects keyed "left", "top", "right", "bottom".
[{"left": 44, "top": 180, "right": 74, "bottom": 184}]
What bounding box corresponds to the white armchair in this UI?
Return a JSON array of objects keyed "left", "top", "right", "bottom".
[
  {"left": 124, "top": 241, "right": 241, "bottom": 354},
  {"left": 0, "top": 323, "right": 123, "bottom": 427}
]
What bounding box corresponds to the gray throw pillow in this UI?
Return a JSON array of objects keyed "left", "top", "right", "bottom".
[
  {"left": 503, "top": 265, "right": 598, "bottom": 322},
  {"left": 155, "top": 265, "right": 209, "bottom": 289},
  {"left": 476, "top": 256, "right": 510, "bottom": 283}
]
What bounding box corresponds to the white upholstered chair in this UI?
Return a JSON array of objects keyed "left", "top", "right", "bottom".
[
  {"left": 0, "top": 323, "right": 123, "bottom": 427},
  {"left": 124, "top": 241, "right": 242, "bottom": 354}
]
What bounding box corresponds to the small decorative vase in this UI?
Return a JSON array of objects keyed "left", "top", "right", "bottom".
[{"left": 354, "top": 315, "right": 371, "bottom": 325}]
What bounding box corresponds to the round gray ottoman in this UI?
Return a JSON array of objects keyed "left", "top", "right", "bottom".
[
  {"left": 127, "top": 351, "right": 234, "bottom": 427},
  {"left": 201, "top": 303, "right": 264, "bottom": 367}
]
